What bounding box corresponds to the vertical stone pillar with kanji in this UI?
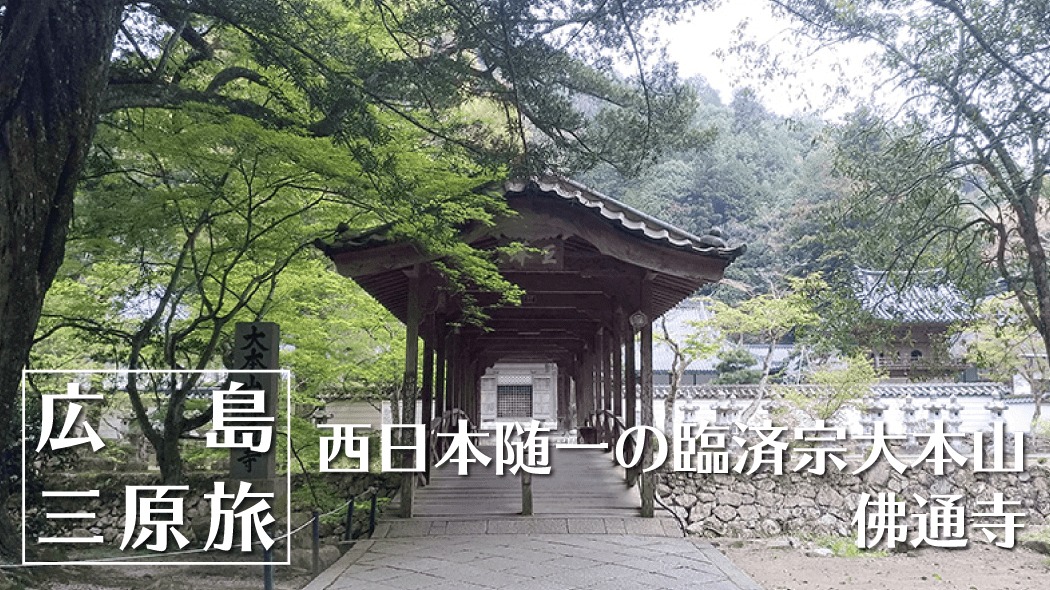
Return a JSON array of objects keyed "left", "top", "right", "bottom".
[{"left": 230, "top": 322, "right": 279, "bottom": 483}]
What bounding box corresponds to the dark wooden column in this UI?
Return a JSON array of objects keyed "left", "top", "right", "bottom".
[
  {"left": 399, "top": 268, "right": 421, "bottom": 518},
  {"left": 556, "top": 368, "right": 567, "bottom": 431},
  {"left": 468, "top": 359, "right": 480, "bottom": 425},
  {"left": 592, "top": 335, "right": 601, "bottom": 420},
  {"left": 570, "top": 358, "right": 580, "bottom": 431},
  {"left": 639, "top": 315, "right": 655, "bottom": 517},
  {"left": 448, "top": 328, "right": 460, "bottom": 413},
  {"left": 456, "top": 334, "right": 466, "bottom": 414},
  {"left": 636, "top": 268, "right": 656, "bottom": 518},
  {"left": 613, "top": 326, "right": 623, "bottom": 419},
  {"left": 421, "top": 335, "right": 434, "bottom": 485},
  {"left": 596, "top": 329, "right": 605, "bottom": 414},
  {"left": 435, "top": 326, "right": 447, "bottom": 417},
  {"left": 597, "top": 329, "right": 606, "bottom": 414},
  {"left": 603, "top": 329, "right": 614, "bottom": 416},
  {"left": 625, "top": 329, "right": 637, "bottom": 430},
  {"left": 579, "top": 347, "right": 593, "bottom": 426}
]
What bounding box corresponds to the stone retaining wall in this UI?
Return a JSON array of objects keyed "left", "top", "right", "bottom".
[{"left": 657, "top": 460, "right": 1050, "bottom": 540}]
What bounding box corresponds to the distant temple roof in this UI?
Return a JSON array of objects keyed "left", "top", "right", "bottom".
[{"left": 854, "top": 268, "right": 971, "bottom": 324}]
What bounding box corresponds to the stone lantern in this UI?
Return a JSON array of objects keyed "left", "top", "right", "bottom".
[
  {"left": 924, "top": 398, "right": 946, "bottom": 431},
  {"left": 945, "top": 394, "right": 964, "bottom": 434},
  {"left": 713, "top": 392, "right": 740, "bottom": 427},
  {"left": 985, "top": 392, "right": 1007, "bottom": 431},
  {"left": 682, "top": 398, "right": 700, "bottom": 424},
  {"left": 901, "top": 395, "right": 922, "bottom": 448},
  {"left": 860, "top": 396, "right": 888, "bottom": 437}
]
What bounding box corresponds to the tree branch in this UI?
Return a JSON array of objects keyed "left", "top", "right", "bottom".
[{"left": 205, "top": 66, "right": 267, "bottom": 94}]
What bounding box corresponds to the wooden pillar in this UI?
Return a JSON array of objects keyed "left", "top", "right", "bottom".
[
  {"left": 569, "top": 362, "right": 579, "bottom": 431},
  {"left": 473, "top": 362, "right": 482, "bottom": 426},
  {"left": 603, "top": 329, "right": 614, "bottom": 416},
  {"left": 400, "top": 269, "right": 421, "bottom": 518},
  {"left": 422, "top": 339, "right": 434, "bottom": 427},
  {"left": 600, "top": 327, "right": 609, "bottom": 411},
  {"left": 590, "top": 338, "right": 600, "bottom": 419},
  {"left": 625, "top": 330, "right": 637, "bottom": 429},
  {"left": 639, "top": 314, "right": 655, "bottom": 518},
  {"left": 448, "top": 329, "right": 460, "bottom": 412},
  {"left": 557, "top": 370, "right": 570, "bottom": 431},
  {"left": 591, "top": 334, "right": 599, "bottom": 416},
  {"left": 421, "top": 336, "right": 434, "bottom": 485},
  {"left": 435, "top": 327, "right": 447, "bottom": 417},
  {"left": 466, "top": 359, "right": 478, "bottom": 425},
  {"left": 579, "top": 348, "right": 593, "bottom": 426},
  {"left": 571, "top": 373, "right": 579, "bottom": 430},
  {"left": 613, "top": 329, "right": 623, "bottom": 419}
]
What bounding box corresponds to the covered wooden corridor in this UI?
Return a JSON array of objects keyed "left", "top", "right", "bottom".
[
  {"left": 319, "top": 175, "right": 744, "bottom": 518},
  {"left": 389, "top": 446, "right": 639, "bottom": 520}
]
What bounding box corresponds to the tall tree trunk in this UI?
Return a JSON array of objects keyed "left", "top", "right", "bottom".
[
  {"left": 1009, "top": 194, "right": 1050, "bottom": 433},
  {"left": 740, "top": 341, "right": 777, "bottom": 425},
  {"left": 665, "top": 364, "right": 681, "bottom": 436},
  {"left": 0, "top": 0, "right": 123, "bottom": 559},
  {"left": 155, "top": 432, "right": 185, "bottom": 486}
]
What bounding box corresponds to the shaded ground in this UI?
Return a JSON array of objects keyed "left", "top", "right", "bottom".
[
  {"left": 22, "top": 565, "right": 312, "bottom": 590},
  {"left": 1, "top": 551, "right": 316, "bottom": 590},
  {"left": 6, "top": 534, "right": 1050, "bottom": 590},
  {"left": 723, "top": 537, "right": 1050, "bottom": 590}
]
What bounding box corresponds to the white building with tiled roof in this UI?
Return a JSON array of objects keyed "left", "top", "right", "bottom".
[{"left": 649, "top": 298, "right": 800, "bottom": 385}]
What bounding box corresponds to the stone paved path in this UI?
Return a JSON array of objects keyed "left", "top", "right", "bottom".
[
  {"left": 304, "top": 443, "right": 761, "bottom": 589},
  {"left": 303, "top": 534, "right": 763, "bottom": 590}
]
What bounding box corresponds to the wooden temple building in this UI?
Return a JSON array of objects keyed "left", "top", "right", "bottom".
[{"left": 319, "top": 176, "right": 744, "bottom": 518}]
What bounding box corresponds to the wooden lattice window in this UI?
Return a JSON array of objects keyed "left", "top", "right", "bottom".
[{"left": 497, "top": 384, "right": 533, "bottom": 418}]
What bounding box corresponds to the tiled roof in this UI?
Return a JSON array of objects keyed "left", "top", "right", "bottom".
[
  {"left": 855, "top": 268, "right": 971, "bottom": 323},
  {"left": 321, "top": 175, "right": 747, "bottom": 261},
  {"left": 655, "top": 381, "right": 1011, "bottom": 400},
  {"left": 505, "top": 176, "right": 746, "bottom": 260}
]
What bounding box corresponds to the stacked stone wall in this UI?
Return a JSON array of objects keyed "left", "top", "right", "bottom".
[{"left": 658, "top": 460, "right": 1050, "bottom": 539}]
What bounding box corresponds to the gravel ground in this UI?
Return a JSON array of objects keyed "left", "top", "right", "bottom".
[{"left": 722, "top": 537, "right": 1050, "bottom": 590}]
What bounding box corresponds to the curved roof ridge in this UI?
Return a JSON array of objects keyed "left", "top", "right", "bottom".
[{"left": 505, "top": 175, "right": 746, "bottom": 260}]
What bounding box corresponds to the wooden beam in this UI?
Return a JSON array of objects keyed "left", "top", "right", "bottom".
[
  {"left": 470, "top": 292, "right": 612, "bottom": 308},
  {"left": 329, "top": 242, "right": 432, "bottom": 277},
  {"left": 471, "top": 316, "right": 603, "bottom": 326}
]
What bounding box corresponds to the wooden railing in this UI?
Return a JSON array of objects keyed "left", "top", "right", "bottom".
[
  {"left": 427, "top": 408, "right": 476, "bottom": 469},
  {"left": 584, "top": 409, "right": 638, "bottom": 487}
]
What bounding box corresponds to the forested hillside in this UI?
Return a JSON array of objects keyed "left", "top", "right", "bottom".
[{"left": 581, "top": 78, "right": 852, "bottom": 300}]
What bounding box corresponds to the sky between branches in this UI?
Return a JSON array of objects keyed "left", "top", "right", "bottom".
[{"left": 663, "top": 0, "right": 883, "bottom": 118}]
